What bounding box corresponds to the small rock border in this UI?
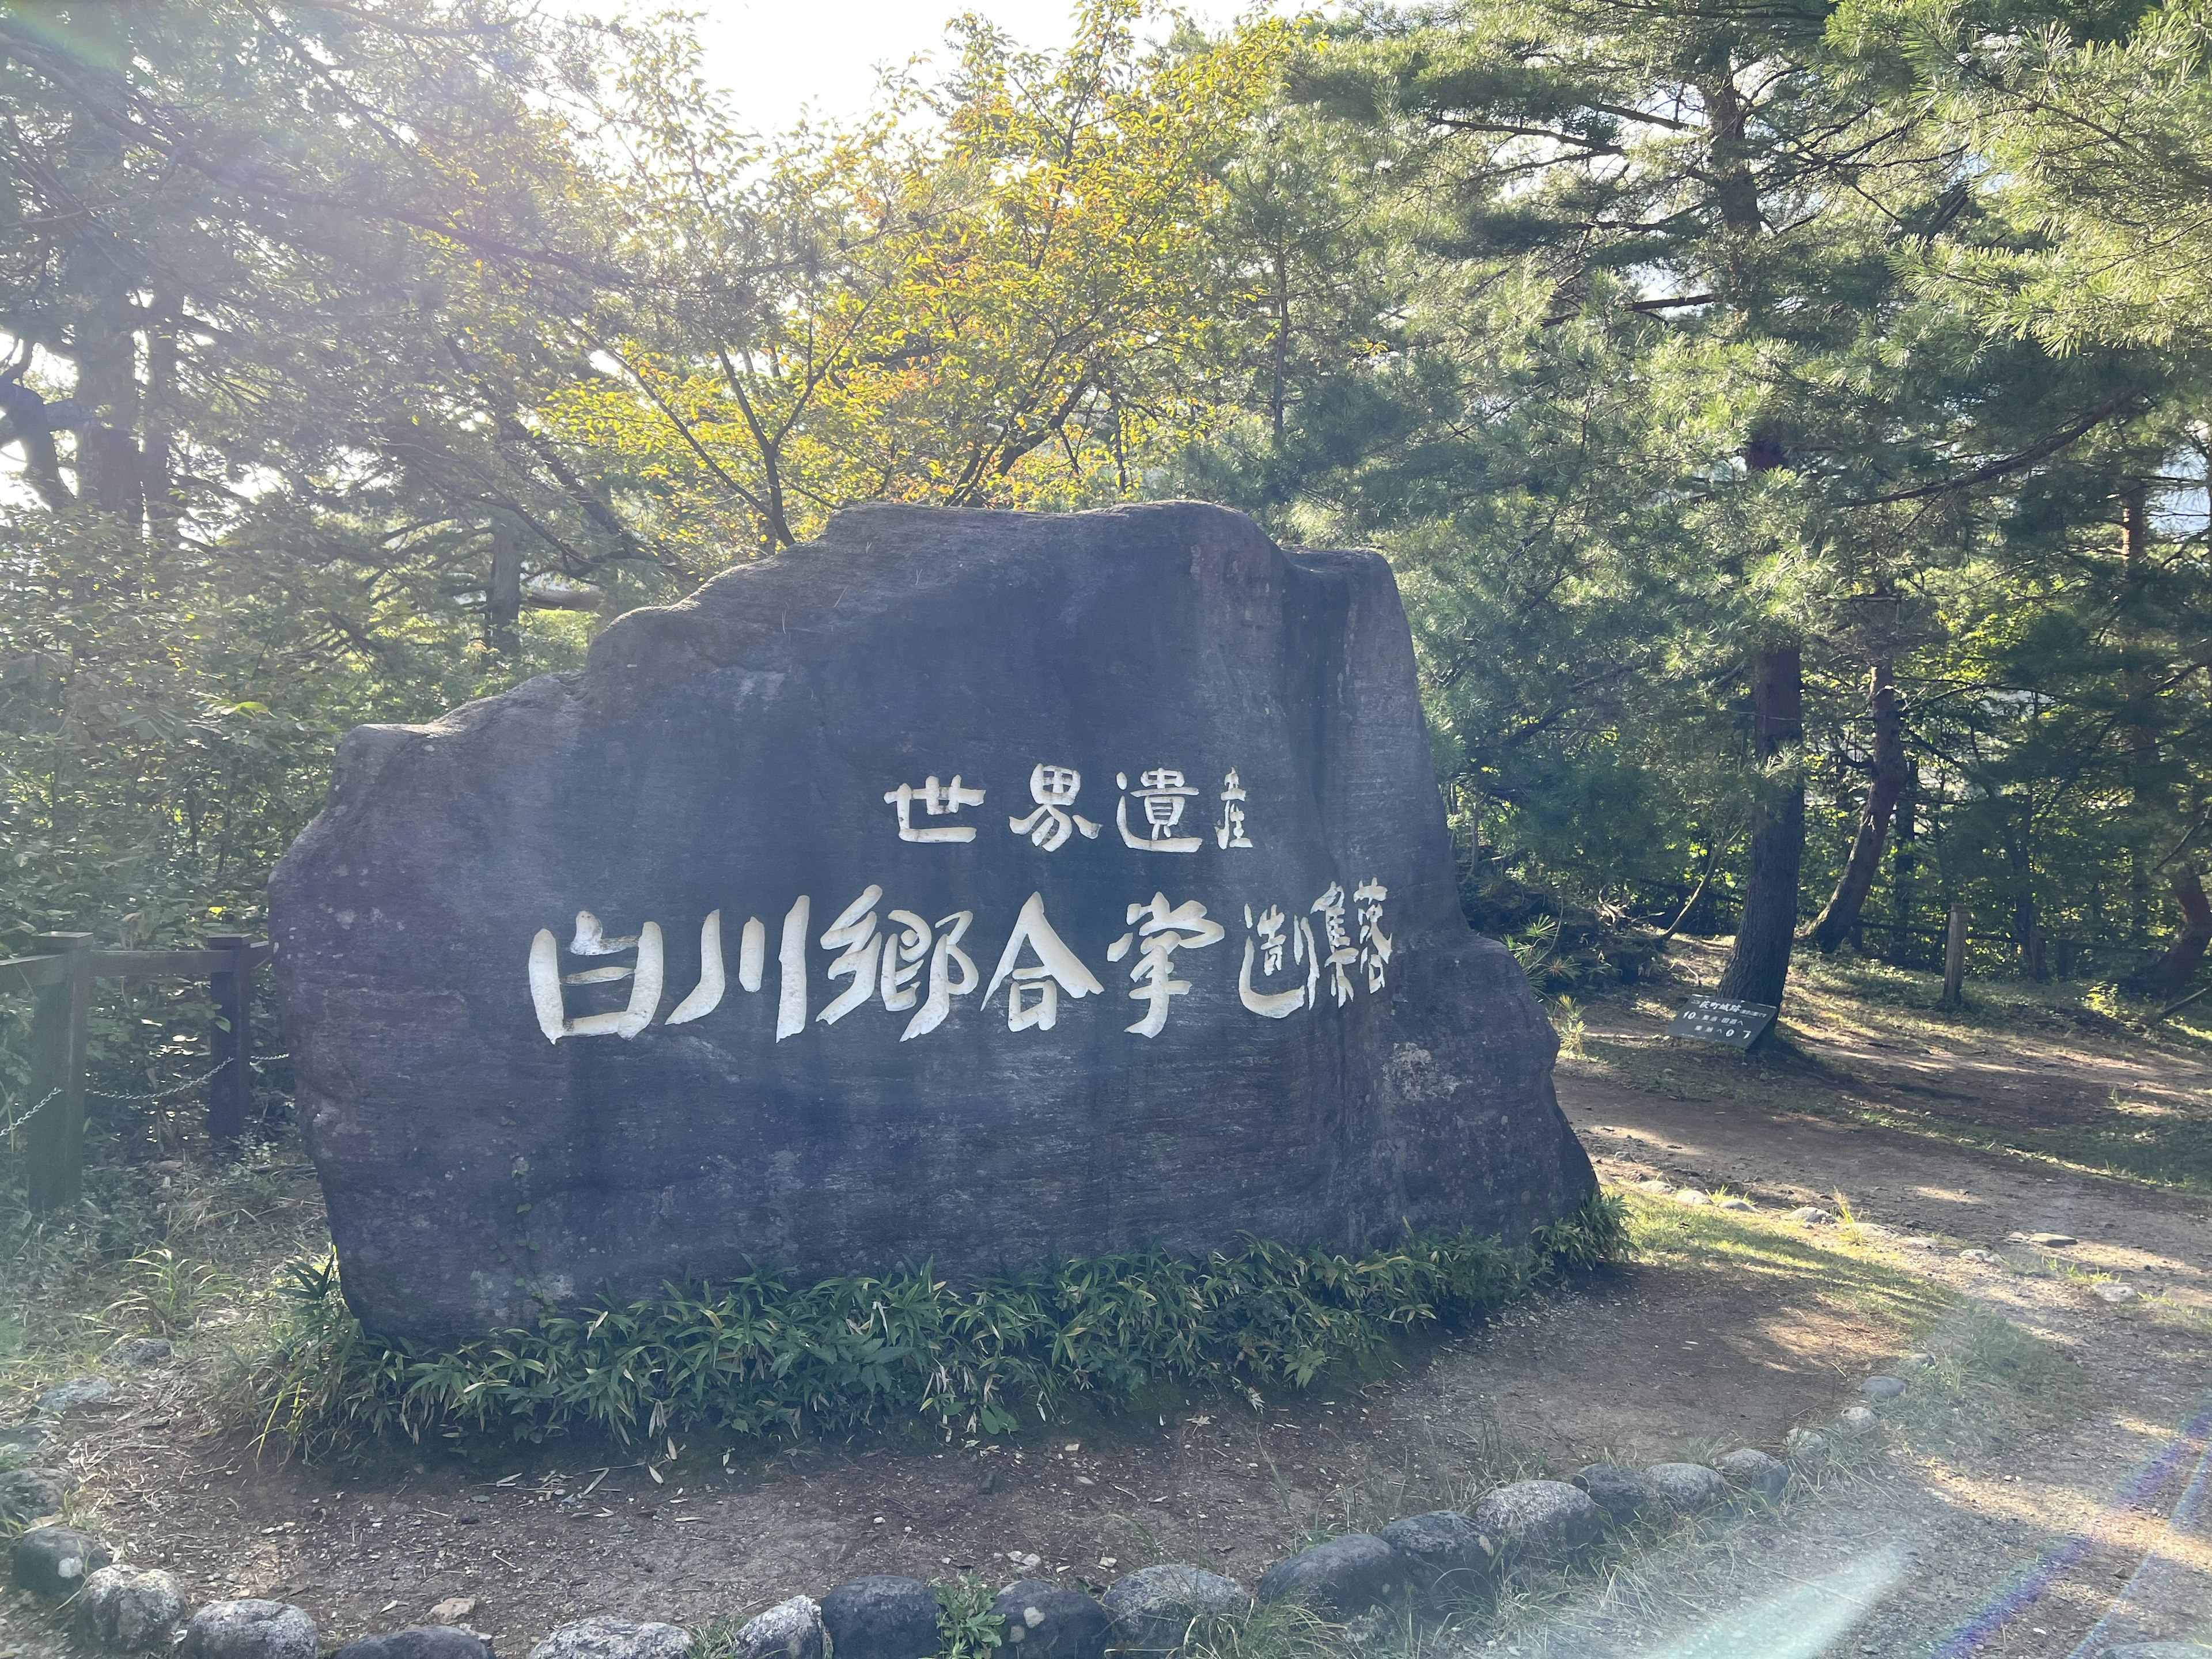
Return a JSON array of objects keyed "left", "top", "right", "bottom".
[{"left": 14, "top": 1378, "right": 1915, "bottom": 1659}]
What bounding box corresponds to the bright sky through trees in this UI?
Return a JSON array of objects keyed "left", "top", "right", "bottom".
[{"left": 563, "top": 0, "right": 1252, "bottom": 131}]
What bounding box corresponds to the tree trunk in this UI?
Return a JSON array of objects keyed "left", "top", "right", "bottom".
[
  {"left": 1269, "top": 247, "right": 1290, "bottom": 444},
  {"left": 1807, "top": 657, "right": 1906, "bottom": 952},
  {"left": 1891, "top": 766, "right": 1918, "bottom": 963},
  {"left": 2129, "top": 870, "right": 2212, "bottom": 1003},
  {"left": 1718, "top": 643, "right": 1805, "bottom": 1009},
  {"left": 486, "top": 516, "right": 522, "bottom": 656}
]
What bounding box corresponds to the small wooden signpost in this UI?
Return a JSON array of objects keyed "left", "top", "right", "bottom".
[{"left": 1668, "top": 994, "right": 1778, "bottom": 1050}]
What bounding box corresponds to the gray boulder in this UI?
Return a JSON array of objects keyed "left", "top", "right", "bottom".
[
  {"left": 335, "top": 1631, "right": 496, "bottom": 1659},
  {"left": 1836, "top": 1406, "right": 1878, "bottom": 1433},
  {"left": 0, "top": 1465, "right": 71, "bottom": 1524},
  {"left": 991, "top": 1580, "right": 1110, "bottom": 1659},
  {"left": 1571, "top": 1463, "right": 1656, "bottom": 1527},
  {"left": 0, "top": 1418, "right": 54, "bottom": 1457},
  {"left": 729, "top": 1596, "right": 824, "bottom": 1659},
  {"left": 1468, "top": 1480, "right": 1604, "bottom": 1562},
  {"left": 100, "top": 1338, "right": 174, "bottom": 1368},
  {"left": 1783, "top": 1429, "right": 1828, "bottom": 1466},
  {"left": 36, "top": 1376, "right": 114, "bottom": 1414},
  {"left": 1255, "top": 1534, "right": 1404, "bottom": 1616},
  {"left": 181, "top": 1601, "right": 320, "bottom": 1659},
  {"left": 84, "top": 1566, "right": 190, "bottom": 1653},
  {"left": 271, "top": 502, "right": 1596, "bottom": 1346},
  {"left": 1862, "top": 1375, "right": 1907, "bottom": 1401},
  {"left": 1644, "top": 1464, "right": 1727, "bottom": 1516},
  {"left": 1102, "top": 1565, "right": 1246, "bottom": 1653},
  {"left": 13, "top": 1525, "right": 112, "bottom": 1599},
  {"left": 819, "top": 1577, "right": 940, "bottom": 1659},
  {"left": 527, "top": 1622, "right": 687, "bottom": 1659},
  {"left": 1378, "top": 1511, "right": 1492, "bottom": 1597},
  {"left": 1715, "top": 1448, "right": 1787, "bottom": 1501}
]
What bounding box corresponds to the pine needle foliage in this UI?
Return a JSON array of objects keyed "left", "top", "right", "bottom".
[{"left": 229, "top": 1195, "right": 1626, "bottom": 1459}]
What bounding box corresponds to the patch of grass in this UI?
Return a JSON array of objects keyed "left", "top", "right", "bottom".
[
  {"left": 1621, "top": 1195, "right": 1952, "bottom": 1331},
  {"left": 1882, "top": 1301, "right": 2085, "bottom": 1455},
  {"left": 103, "top": 1246, "right": 232, "bottom": 1338},
  {"left": 220, "top": 1196, "right": 1632, "bottom": 1460},
  {"left": 1182, "top": 1599, "right": 1351, "bottom": 1659}
]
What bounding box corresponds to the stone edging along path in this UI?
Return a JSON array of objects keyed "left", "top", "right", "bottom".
[{"left": 12, "top": 1370, "right": 1961, "bottom": 1659}]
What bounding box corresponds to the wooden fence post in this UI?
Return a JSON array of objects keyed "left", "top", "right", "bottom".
[
  {"left": 205, "top": 931, "right": 252, "bottom": 1154},
  {"left": 26, "top": 933, "right": 93, "bottom": 1213},
  {"left": 1940, "top": 906, "right": 1969, "bottom": 1012}
]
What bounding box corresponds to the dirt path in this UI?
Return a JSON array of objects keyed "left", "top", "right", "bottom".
[{"left": 9, "top": 966, "right": 2211, "bottom": 1659}]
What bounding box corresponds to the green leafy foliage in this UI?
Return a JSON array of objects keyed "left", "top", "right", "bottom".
[
  {"left": 225, "top": 1198, "right": 1626, "bottom": 1459},
  {"left": 934, "top": 1576, "right": 1009, "bottom": 1659}
]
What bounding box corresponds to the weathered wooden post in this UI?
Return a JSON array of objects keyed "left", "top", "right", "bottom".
[
  {"left": 205, "top": 931, "right": 252, "bottom": 1154},
  {"left": 1940, "top": 906, "right": 1968, "bottom": 1011},
  {"left": 26, "top": 933, "right": 93, "bottom": 1213}
]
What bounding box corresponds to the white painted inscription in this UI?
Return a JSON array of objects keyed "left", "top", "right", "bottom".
[
  {"left": 526, "top": 766, "right": 1396, "bottom": 1046},
  {"left": 885, "top": 775, "right": 985, "bottom": 842},
  {"left": 1116, "top": 768, "right": 1203, "bottom": 853},
  {"left": 1009, "top": 764, "right": 1102, "bottom": 851}
]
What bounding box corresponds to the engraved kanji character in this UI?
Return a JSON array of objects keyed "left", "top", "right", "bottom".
[
  {"left": 1116, "top": 767, "right": 1202, "bottom": 852},
  {"left": 1310, "top": 882, "right": 1358, "bottom": 1007},
  {"left": 983, "top": 891, "right": 1105, "bottom": 1031},
  {"left": 818, "top": 885, "right": 885, "bottom": 1024},
  {"left": 1354, "top": 878, "right": 1392, "bottom": 994},
  {"left": 661, "top": 912, "right": 774, "bottom": 1027},
  {"left": 884, "top": 774, "right": 985, "bottom": 843},
  {"left": 1107, "top": 892, "right": 1225, "bottom": 1037},
  {"left": 775, "top": 895, "right": 809, "bottom": 1039},
  {"left": 1215, "top": 769, "right": 1253, "bottom": 850},
  {"left": 1238, "top": 901, "right": 1316, "bottom": 1019},
  {"left": 528, "top": 910, "right": 664, "bottom": 1041},
  {"left": 1009, "top": 763, "right": 1101, "bottom": 851},
  {"left": 879, "top": 907, "right": 980, "bottom": 1041}
]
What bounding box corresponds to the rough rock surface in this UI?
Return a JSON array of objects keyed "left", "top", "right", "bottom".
[
  {"left": 1255, "top": 1533, "right": 1404, "bottom": 1615},
  {"left": 1469, "top": 1480, "right": 1605, "bottom": 1560},
  {"left": 13, "top": 1526, "right": 112, "bottom": 1599},
  {"left": 1715, "top": 1448, "right": 1789, "bottom": 1501},
  {"left": 99, "top": 1337, "right": 173, "bottom": 1368},
  {"left": 0, "top": 1465, "right": 70, "bottom": 1524},
  {"left": 1863, "top": 1374, "right": 1908, "bottom": 1400},
  {"left": 82, "top": 1564, "right": 188, "bottom": 1652},
  {"left": 1645, "top": 1463, "right": 1728, "bottom": 1515},
  {"left": 990, "top": 1579, "right": 1111, "bottom": 1659},
  {"left": 730, "top": 1596, "right": 824, "bottom": 1659},
  {"left": 0, "top": 1419, "right": 53, "bottom": 1457},
  {"left": 1571, "top": 1462, "right": 1657, "bottom": 1527},
  {"left": 1102, "top": 1566, "right": 1247, "bottom": 1653},
  {"left": 334, "top": 1630, "right": 495, "bottom": 1659},
  {"left": 180, "top": 1600, "right": 319, "bottom": 1659},
  {"left": 1378, "top": 1510, "right": 1493, "bottom": 1593},
  {"left": 36, "top": 1376, "right": 113, "bottom": 1414},
  {"left": 1783, "top": 1428, "right": 1829, "bottom": 1465},
  {"left": 819, "top": 1575, "right": 940, "bottom": 1659},
  {"left": 271, "top": 502, "right": 1593, "bottom": 1342},
  {"left": 524, "top": 1619, "right": 689, "bottom": 1659}
]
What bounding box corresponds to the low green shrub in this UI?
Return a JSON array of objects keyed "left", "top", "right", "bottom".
[{"left": 226, "top": 1194, "right": 1627, "bottom": 1459}]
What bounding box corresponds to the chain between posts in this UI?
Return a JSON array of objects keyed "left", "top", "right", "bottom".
[{"left": 3, "top": 1052, "right": 291, "bottom": 1137}]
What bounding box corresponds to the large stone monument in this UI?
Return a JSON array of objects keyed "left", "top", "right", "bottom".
[{"left": 270, "top": 503, "right": 1594, "bottom": 1344}]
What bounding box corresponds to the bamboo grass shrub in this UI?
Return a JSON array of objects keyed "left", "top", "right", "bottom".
[{"left": 229, "top": 1194, "right": 1627, "bottom": 1457}]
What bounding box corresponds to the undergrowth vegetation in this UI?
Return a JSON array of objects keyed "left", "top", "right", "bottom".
[{"left": 223, "top": 1196, "right": 1628, "bottom": 1460}]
